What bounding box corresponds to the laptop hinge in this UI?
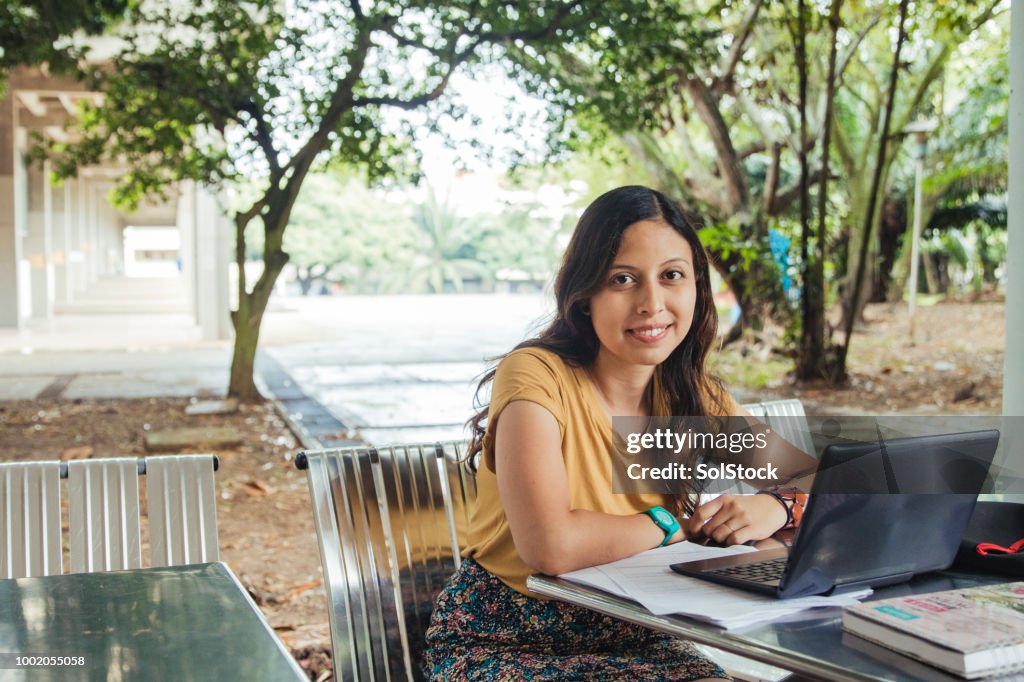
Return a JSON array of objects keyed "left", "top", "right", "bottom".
[{"left": 829, "top": 571, "right": 915, "bottom": 595}]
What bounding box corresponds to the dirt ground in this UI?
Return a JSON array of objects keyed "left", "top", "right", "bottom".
[
  {"left": 0, "top": 299, "right": 1006, "bottom": 680},
  {"left": 768, "top": 299, "right": 1004, "bottom": 415}
]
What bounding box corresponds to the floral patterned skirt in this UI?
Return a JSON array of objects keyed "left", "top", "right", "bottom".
[{"left": 422, "top": 558, "right": 730, "bottom": 681}]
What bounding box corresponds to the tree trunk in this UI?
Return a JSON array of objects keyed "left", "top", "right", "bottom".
[
  {"left": 872, "top": 195, "right": 906, "bottom": 302},
  {"left": 839, "top": 162, "right": 892, "bottom": 328},
  {"left": 297, "top": 268, "right": 314, "bottom": 296},
  {"left": 836, "top": 0, "right": 910, "bottom": 379},
  {"left": 228, "top": 293, "right": 265, "bottom": 402},
  {"left": 796, "top": 0, "right": 842, "bottom": 382},
  {"left": 227, "top": 221, "right": 290, "bottom": 401}
]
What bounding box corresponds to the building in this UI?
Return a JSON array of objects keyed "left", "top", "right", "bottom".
[{"left": 0, "top": 67, "right": 231, "bottom": 340}]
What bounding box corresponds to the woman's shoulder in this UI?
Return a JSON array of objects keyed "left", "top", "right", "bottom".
[{"left": 498, "top": 346, "right": 575, "bottom": 379}]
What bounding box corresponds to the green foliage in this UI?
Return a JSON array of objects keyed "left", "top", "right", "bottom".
[
  {"left": 0, "top": 1, "right": 132, "bottom": 78},
  {"left": 475, "top": 202, "right": 568, "bottom": 282},
  {"left": 407, "top": 188, "right": 491, "bottom": 293},
  {"left": 697, "top": 221, "right": 762, "bottom": 274}
]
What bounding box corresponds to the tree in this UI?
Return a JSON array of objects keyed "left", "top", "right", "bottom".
[
  {"left": 794, "top": 0, "right": 841, "bottom": 382},
  {"left": 268, "top": 174, "right": 418, "bottom": 295},
  {"left": 831, "top": 0, "right": 1004, "bottom": 333},
  {"left": 39, "top": 0, "right": 694, "bottom": 401},
  {"left": 476, "top": 201, "right": 569, "bottom": 285},
  {"left": 407, "top": 187, "right": 490, "bottom": 293},
  {"left": 505, "top": 1, "right": 873, "bottom": 341},
  {"left": 0, "top": 0, "right": 132, "bottom": 85},
  {"left": 884, "top": 14, "right": 1010, "bottom": 298}
]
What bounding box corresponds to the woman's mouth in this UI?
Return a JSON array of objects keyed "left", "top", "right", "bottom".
[{"left": 628, "top": 325, "right": 670, "bottom": 343}]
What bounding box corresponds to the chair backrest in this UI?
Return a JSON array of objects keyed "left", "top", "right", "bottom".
[
  {"left": 68, "top": 457, "right": 143, "bottom": 573},
  {"left": 146, "top": 454, "right": 220, "bottom": 566},
  {"left": 742, "top": 398, "right": 815, "bottom": 456},
  {"left": 298, "top": 440, "right": 474, "bottom": 682},
  {"left": 2, "top": 454, "right": 219, "bottom": 577},
  {"left": 0, "top": 461, "right": 63, "bottom": 578},
  {"left": 302, "top": 445, "right": 395, "bottom": 682}
]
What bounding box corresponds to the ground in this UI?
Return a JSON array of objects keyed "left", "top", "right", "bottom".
[
  {"left": 0, "top": 299, "right": 1006, "bottom": 680},
  {"left": 716, "top": 299, "right": 1004, "bottom": 415}
]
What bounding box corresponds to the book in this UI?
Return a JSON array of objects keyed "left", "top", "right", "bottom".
[{"left": 842, "top": 581, "right": 1024, "bottom": 679}]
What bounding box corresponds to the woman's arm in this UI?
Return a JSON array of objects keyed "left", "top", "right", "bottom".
[
  {"left": 683, "top": 397, "right": 811, "bottom": 544},
  {"left": 495, "top": 399, "right": 682, "bottom": 576}
]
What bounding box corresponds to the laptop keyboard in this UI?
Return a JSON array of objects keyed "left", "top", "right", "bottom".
[{"left": 707, "top": 557, "right": 788, "bottom": 584}]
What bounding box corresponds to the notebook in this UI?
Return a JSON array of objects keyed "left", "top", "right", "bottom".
[{"left": 670, "top": 429, "right": 1001, "bottom": 599}]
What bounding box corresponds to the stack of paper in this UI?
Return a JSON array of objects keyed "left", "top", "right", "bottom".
[{"left": 560, "top": 541, "right": 870, "bottom": 630}]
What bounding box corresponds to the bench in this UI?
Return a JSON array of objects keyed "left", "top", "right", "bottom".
[
  {"left": 1, "top": 454, "right": 220, "bottom": 579},
  {"left": 296, "top": 399, "right": 810, "bottom": 681}
]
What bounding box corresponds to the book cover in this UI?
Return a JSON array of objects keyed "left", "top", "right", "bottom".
[{"left": 842, "top": 582, "right": 1024, "bottom": 678}]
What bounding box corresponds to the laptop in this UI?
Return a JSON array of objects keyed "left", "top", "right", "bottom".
[{"left": 670, "top": 429, "right": 1000, "bottom": 599}]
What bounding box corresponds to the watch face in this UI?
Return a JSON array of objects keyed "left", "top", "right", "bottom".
[{"left": 653, "top": 508, "right": 674, "bottom": 525}]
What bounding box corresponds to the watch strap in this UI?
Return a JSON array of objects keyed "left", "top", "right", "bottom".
[{"left": 643, "top": 505, "right": 680, "bottom": 547}]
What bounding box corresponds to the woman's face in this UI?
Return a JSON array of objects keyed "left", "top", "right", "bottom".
[{"left": 588, "top": 219, "right": 698, "bottom": 371}]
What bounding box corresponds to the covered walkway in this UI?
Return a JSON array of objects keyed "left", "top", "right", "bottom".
[{"left": 0, "top": 67, "right": 231, "bottom": 342}]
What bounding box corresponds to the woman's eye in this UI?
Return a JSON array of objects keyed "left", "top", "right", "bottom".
[
  {"left": 664, "top": 270, "right": 685, "bottom": 281},
  {"left": 610, "top": 273, "right": 635, "bottom": 285}
]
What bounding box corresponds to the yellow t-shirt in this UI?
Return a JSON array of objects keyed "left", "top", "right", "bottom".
[{"left": 464, "top": 347, "right": 679, "bottom": 595}]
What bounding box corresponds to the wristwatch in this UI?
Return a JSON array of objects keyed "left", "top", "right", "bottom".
[{"left": 643, "top": 506, "right": 681, "bottom": 547}]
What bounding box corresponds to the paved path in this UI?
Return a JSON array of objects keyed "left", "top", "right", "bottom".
[
  {"left": 261, "top": 294, "right": 551, "bottom": 444},
  {"left": 0, "top": 289, "right": 554, "bottom": 447}
]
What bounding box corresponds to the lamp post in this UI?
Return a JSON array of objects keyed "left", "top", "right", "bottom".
[{"left": 903, "top": 118, "right": 937, "bottom": 344}]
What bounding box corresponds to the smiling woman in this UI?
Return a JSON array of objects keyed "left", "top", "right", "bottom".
[{"left": 422, "top": 186, "right": 794, "bottom": 681}]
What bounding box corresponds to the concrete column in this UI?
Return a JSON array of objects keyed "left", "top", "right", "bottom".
[
  {"left": 95, "top": 185, "right": 113, "bottom": 277},
  {"left": 52, "top": 179, "right": 67, "bottom": 304},
  {"left": 0, "top": 92, "right": 20, "bottom": 328},
  {"left": 1006, "top": 3, "right": 1023, "bottom": 417},
  {"left": 177, "top": 181, "right": 197, "bottom": 308},
  {"left": 85, "top": 180, "right": 99, "bottom": 284},
  {"left": 24, "top": 141, "right": 52, "bottom": 320},
  {"left": 60, "top": 179, "right": 80, "bottom": 302},
  {"left": 74, "top": 175, "right": 90, "bottom": 288},
  {"left": 192, "top": 183, "right": 232, "bottom": 340},
  {"left": 105, "top": 192, "right": 124, "bottom": 276}
]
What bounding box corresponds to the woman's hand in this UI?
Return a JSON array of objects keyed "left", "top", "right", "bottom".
[{"left": 684, "top": 494, "right": 787, "bottom": 545}]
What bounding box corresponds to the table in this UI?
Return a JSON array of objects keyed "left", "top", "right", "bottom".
[
  {"left": 0, "top": 562, "right": 306, "bottom": 681},
  {"left": 528, "top": 569, "right": 1011, "bottom": 682}
]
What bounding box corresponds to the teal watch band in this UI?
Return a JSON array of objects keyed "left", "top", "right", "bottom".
[{"left": 644, "top": 506, "right": 680, "bottom": 547}]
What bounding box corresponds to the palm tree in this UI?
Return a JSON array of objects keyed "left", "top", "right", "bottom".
[{"left": 407, "top": 188, "right": 491, "bottom": 293}]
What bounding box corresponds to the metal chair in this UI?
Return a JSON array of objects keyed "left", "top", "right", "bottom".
[
  {"left": 297, "top": 440, "right": 474, "bottom": 682},
  {"left": 745, "top": 398, "right": 815, "bottom": 457},
  {"left": 146, "top": 454, "right": 220, "bottom": 567},
  {"left": 3, "top": 454, "right": 220, "bottom": 577},
  {"left": 0, "top": 461, "right": 63, "bottom": 578},
  {"left": 67, "top": 457, "right": 144, "bottom": 573},
  {"left": 66, "top": 454, "right": 220, "bottom": 573}
]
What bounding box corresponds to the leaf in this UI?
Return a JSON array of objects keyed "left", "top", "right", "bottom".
[
  {"left": 242, "top": 479, "right": 274, "bottom": 496},
  {"left": 284, "top": 579, "right": 321, "bottom": 601}
]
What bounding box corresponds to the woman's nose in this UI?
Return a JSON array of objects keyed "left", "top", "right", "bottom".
[{"left": 637, "top": 284, "right": 664, "bottom": 315}]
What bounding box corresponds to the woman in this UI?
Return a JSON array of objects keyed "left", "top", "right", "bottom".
[{"left": 423, "top": 186, "right": 800, "bottom": 681}]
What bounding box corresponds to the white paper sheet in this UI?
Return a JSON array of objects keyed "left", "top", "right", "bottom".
[{"left": 559, "top": 542, "right": 869, "bottom": 630}]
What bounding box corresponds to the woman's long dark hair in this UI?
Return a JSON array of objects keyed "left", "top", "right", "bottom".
[{"left": 467, "top": 186, "right": 726, "bottom": 513}]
